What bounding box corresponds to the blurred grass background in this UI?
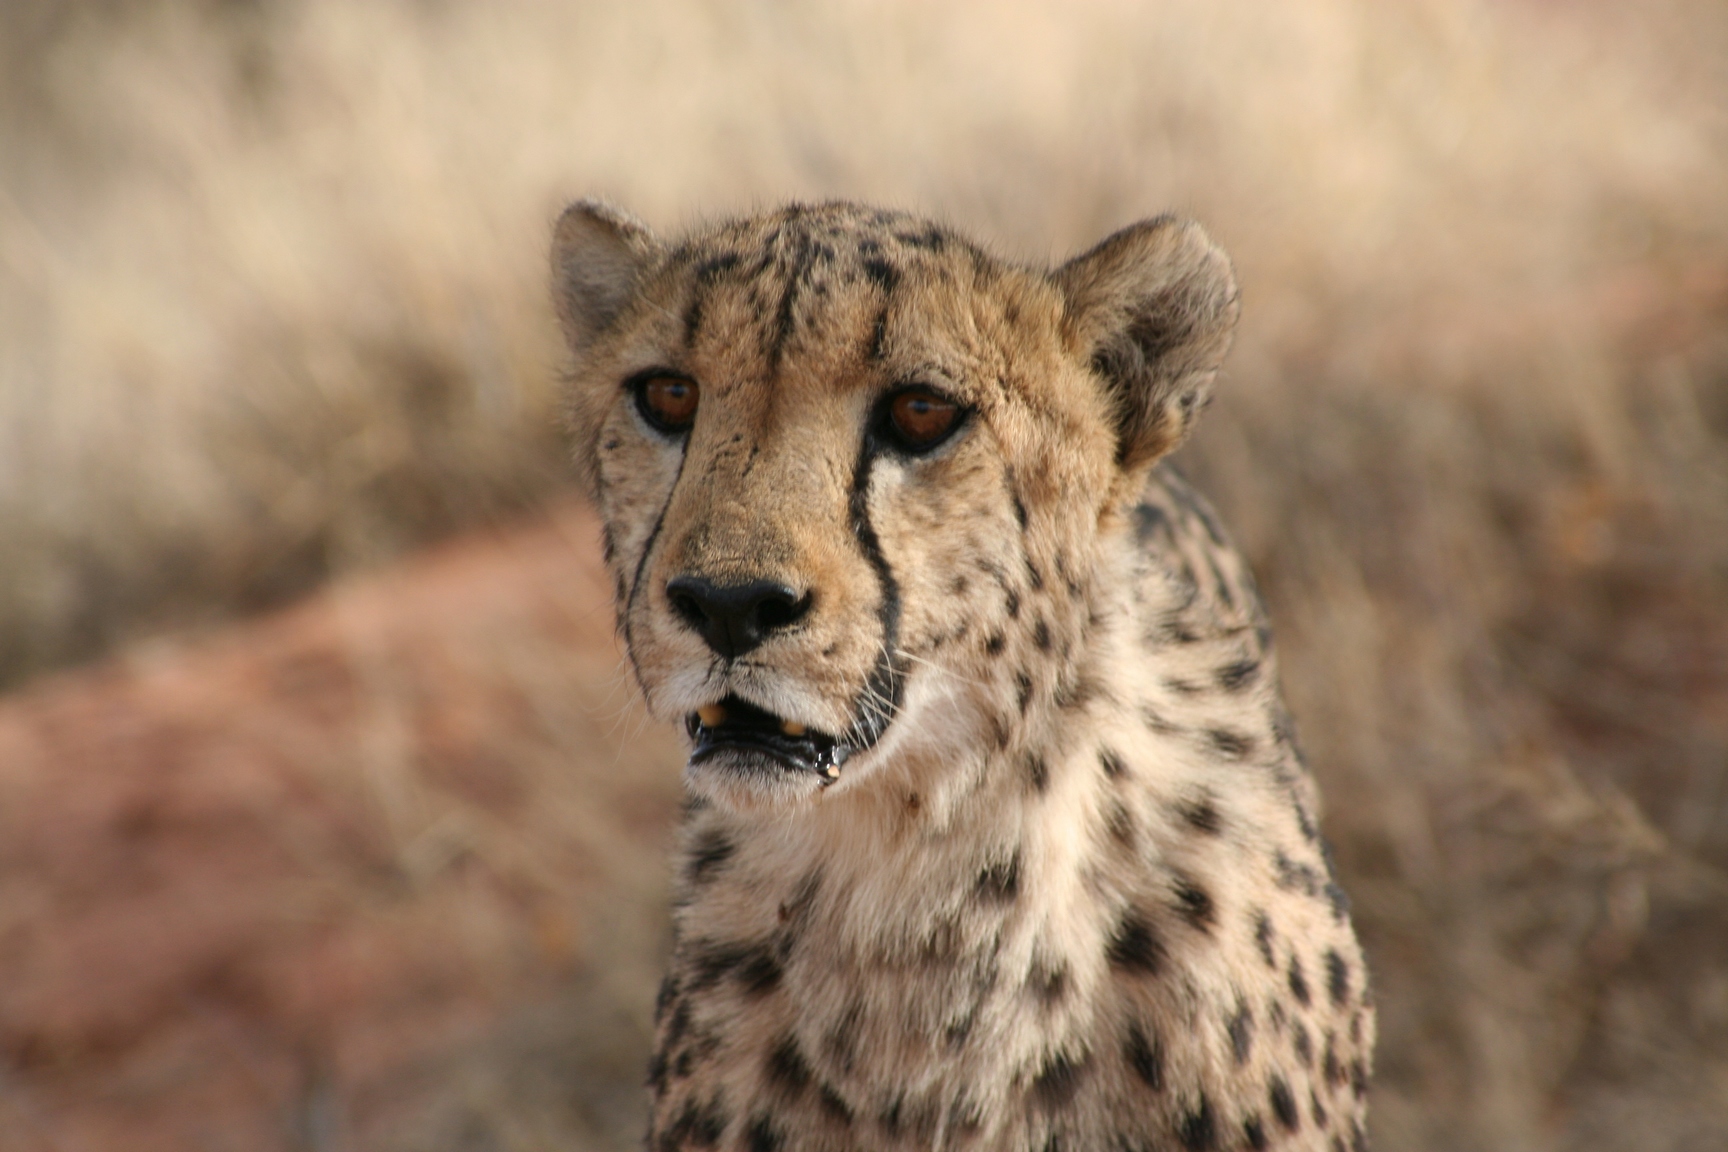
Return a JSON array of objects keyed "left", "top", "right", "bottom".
[{"left": 2, "top": 0, "right": 1726, "bottom": 1149}]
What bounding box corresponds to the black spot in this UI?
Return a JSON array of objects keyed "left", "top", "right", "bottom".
[
  {"left": 1229, "top": 1003, "right": 1255, "bottom": 1065},
  {"left": 1178, "top": 1095, "right": 1217, "bottom": 1151},
  {"left": 692, "top": 1098, "right": 727, "bottom": 1146},
  {"left": 686, "top": 829, "right": 735, "bottom": 885},
  {"left": 1006, "top": 589, "right": 1022, "bottom": 618},
  {"left": 1310, "top": 1089, "right": 1329, "bottom": 1129},
  {"left": 1159, "top": 619, "right": 1203, "bottom": 645},
  {"left": 1025, "top": 752, "right": 1048, "bottom": 792},
  {"left": 896, "top": 225, "right": 946, "bottom": 250},
  {"left": 1027, "top": 559, "right": 1044, "bottom": 590},
  {"left": 1032, "top": 1050, "right": 1089, "bottom": 1109},
  {"left": 1029, "top": 958, "right": 1069, "bottom": 1005},
  {"left": 1132, "top": 501, "right": 1169, "bottom": 543},
  {"left": 1141, "top": 704, "right": 1182, "bottom": 735},
  {"left": 1016, "top": 671, "right": 1034, "bottom": 714},
  {"left": 1288, "top": 954, "right": 1312, "bottom": 1007},
  {"left": 1034, "top": 618, "right": 1052, "bottom": 651},
  {"left": 747, "top": 1113, "right": 782, "bottom": 1152},
  {"left": 1326, "top": 950, "right": 1350, "bottom": 1007},
  {"left": 657, "top": 1095, "right": 727, "bottom": 1151},
  {"left": 986, "top": 631, "right": 1006, "bottom": 654},
  {"left": 1351, "top": 1059, "right": 1369, "bottom": 1099},
  {"left": 654, "top": 974, "right": 681, "bottom": 1024},
  {"left": 685, "top": 941, "right": 743, "bottom": 990},
  {"left": 1100, "top": 747, "right": 1129, "bottom": 780},
  {"left": 1012, "top": 491, "right": 1030, "bottom": 530},
  {"left": 1293, "top": 1022, "right": 1313, "bottom": 1067},
  {"left": 1181, "top": 798, "right": 1223, "bottom": 835},
  {"left": 976, "top": 853, "right": 1021, "bottom": 901},
  {"left": 1104, "top": 800, "right": 1135, "bottom": 848},
  {"left": 1207, "top": 728, "right": 1255, "bottom": 760},
  {"left": 1269, "top": 1076, "right": 1300, "bottom": 1130},
  {"left": 766, "top": 1034, "right": 811, "bottom": 1094},
  {"left": 665, "top": 999, "right": 691, "bottom": 1046},
  {"left": 824, "top": 1000, "right": 862, "bottom": 1074},
  {"left": 1254, "top": 913, "right": 1277, "bottom": 968},
  {"left": 1054, "top": 552, "right": 1084, "bottom": 598},
  {"left": 1124, "top": 1022, "right": 1164, "bottom": 1090},
  {"left": 862, "top": 256, "right": 899, "bottom": 294},
  {"left": 1107, "top": 909, "right": 1166, "bottom": 975},
  {"left": 1205, "top": 553, "right": 1236, "bottom": 610},
  {"left": 1324, "top": 1035, "right": 1347, "bottom": 1087},
  {"left": 739, "top": 950, "right": 783, "bottom": 996},
  {"left": 1173, "top": 877, "right": 1216, "bottom": 932},
  {"left": 1325, "top": 881, "right": 1352, "bottom": 921},
  {"left": 952, "top": 574, "right": 969, "bottom": 595},
  {"left": 1244, "top": 1115, "right": 1269, "bottom": 1150},
  {"left": 818, "top": 1083, "right": 854, "bottom": 1126},
  {"left": 1217, "top": 658, "right": 1260, "bottom": 691},
  {"left": 1274, "top": 851, "right": 1323, "bottom": 898},
  {"left": 647, "top": 1048, "right": 668, "bottom": 1093}
]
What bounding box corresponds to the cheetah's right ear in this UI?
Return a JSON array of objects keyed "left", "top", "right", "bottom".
[
  {"left": 550, "top": 199, "right": 660, "bottom": 353},
  {"left": 1054, "top": 217, "right": 1239, "bottom": 476}
]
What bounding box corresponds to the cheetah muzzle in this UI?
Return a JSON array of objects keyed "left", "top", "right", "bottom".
[{"left": 553, "top": 199, "right": 1373, "bottom": 1152}]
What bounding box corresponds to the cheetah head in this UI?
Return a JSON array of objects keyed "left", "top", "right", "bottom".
[{"left": 553, "top": 202, "right": 1237, "bottom": 810}]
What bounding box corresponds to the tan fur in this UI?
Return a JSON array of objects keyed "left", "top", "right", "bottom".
[{"left": 553, "top": 201, "right": 1372, "bottom": 1151}]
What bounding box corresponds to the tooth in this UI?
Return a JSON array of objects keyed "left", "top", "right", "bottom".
[
  {"left": 781, "top": 720, "right": 806, "bottom": 737},
  {"left": 697, "top": 704, "right": 726, "bottom": 727},
  {"left": 821, "top": 765, "right": 840, "bottom": 780}
]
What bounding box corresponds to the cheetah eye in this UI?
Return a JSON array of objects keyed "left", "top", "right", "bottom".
[
  {"left": 883, "top": 388, "right": 964, "bottom": 453},
  {"left": 632, "top": 372, "right": 700, "bottom": 435}
]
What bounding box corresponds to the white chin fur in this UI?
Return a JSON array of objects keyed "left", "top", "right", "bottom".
[{"left": 685, "top": 754, "right": 827, "bottom": 812}]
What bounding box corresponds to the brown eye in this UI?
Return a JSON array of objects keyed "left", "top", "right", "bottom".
[
  {"left": 636, "top": 373, "right": 699, "bottom": 434},
  {"left": 886, "top": 389, "right": 963, "bottom": 452}
]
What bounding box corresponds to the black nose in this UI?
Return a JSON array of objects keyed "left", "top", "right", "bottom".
[{"left": 666, "top": 576, "right": 811, "bottom": 660}]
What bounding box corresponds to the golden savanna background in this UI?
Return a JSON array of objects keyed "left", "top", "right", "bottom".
[{"left": 2, "top": 1, "right": 1726, "bottom": 1149}]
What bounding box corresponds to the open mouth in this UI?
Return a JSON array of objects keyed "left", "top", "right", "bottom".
[{"left": 685, "top": 695, "right": 852, "bottom": 783}]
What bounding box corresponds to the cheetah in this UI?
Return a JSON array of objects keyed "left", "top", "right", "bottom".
[{"left": 551, "top": 200, "right": 1373, "bottom": 1151}]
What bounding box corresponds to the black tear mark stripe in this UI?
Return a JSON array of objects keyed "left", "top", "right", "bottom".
[
  {"left": 623, "top": 446, "right": 692, "bottom": 700},
  {"left": 849, "top": 430, "right": 905, "bottom": 748}
]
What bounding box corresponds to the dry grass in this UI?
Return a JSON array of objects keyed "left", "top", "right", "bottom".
[{"left": 2, "top": 0, "right": 1726, "bottom": 1148}]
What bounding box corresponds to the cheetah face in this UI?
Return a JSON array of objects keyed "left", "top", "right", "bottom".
[{"left": 553, "top": 202, "right": 1236, "bottom": 809}]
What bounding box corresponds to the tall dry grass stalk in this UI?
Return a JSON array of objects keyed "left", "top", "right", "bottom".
[{"left": 3, "top": 1, "right": 1726, "bottom": 1148}]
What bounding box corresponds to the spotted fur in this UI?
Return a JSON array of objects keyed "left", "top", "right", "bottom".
[{"left": 553, "top": 201, "right": 1373, "bottom": 1151}]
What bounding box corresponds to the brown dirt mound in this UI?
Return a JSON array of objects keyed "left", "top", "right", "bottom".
[{"left": 0, "top": 503, "right": 681, "bottom": 1152}]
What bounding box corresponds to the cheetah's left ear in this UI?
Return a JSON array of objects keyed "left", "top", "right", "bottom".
[{"left": 1054, "top": 216, "right": 1239, "bottom": 475}]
